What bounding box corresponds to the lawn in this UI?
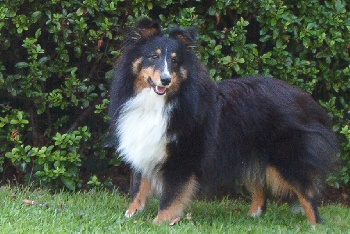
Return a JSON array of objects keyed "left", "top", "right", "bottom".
[{"left": 1, "top": 186, "right": 349, "bottom": 233}]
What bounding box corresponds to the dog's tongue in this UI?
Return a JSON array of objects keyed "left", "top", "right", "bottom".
[{"left": 155, "top": 86, "right": 166, "bottom": 95}]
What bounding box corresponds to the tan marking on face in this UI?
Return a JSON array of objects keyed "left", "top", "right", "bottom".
[
  {"left": 134, "top": 66, "right": 161, "bottom": 93},
  {"left": 153, "top": 175, "right": 198, "bottom": 225},
  {"left": 156, "top": 49, "right": 161, "bottom": 55},
  {"left": 132, "top": 58, "right": 143, "bottom": 75},
  {"left": 166, "top": 67, "right": 187, "bottom": 94},
  {"left": 171, "top": 53, "right": 176, "bottom": 58},
  {"left": 125, "top": 178, "right": 153, "bottom": 217},
  {"left": 167, "top": 72, "right": 180, "bottom": 93},
  {"left": 180, "top": 67, "right": 187, "bottom": 79},
  {"left": 266, "top": 166, "right": 318, "bottom": 224}
]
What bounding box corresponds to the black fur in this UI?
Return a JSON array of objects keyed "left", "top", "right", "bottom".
[{"left": 109, "top": 18, "right": 339, "bottom": 224}]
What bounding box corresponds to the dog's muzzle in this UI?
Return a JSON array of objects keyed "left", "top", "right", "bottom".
[{"left": 148, "top": 77, "right": 167, "bottom": 95}]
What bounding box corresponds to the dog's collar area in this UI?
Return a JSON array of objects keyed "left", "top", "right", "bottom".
[{"left": 148, "top": 77, "right": 167, "bottom": 95}]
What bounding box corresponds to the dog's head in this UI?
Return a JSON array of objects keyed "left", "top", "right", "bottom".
[{"left": 127, "top": 18, "right": 197, "bottom": 96}]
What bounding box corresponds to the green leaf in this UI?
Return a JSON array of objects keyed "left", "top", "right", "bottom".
[
  {"left": 15, "top": 62, "right": 29, "bottom": 68},
  {"left": 271, "top": 18, "right": 277, "bottom": 27},
  {"left": 261, "top": 52, "right": 272, "bottom": 59},
  {"left": 236, "top": 58, "right": 245, "bottom": 63},
  {"left": 208, "top": 6, "right": 217, "bottom": 15},
  {"left": 76, "top": 8, "right": 84, "bottom": 16},
  {"left": 221, "top": 56, "right": 232, "bottom": 65},
  {"left": 62, "top": 177, "right": 76, "bottom": 191},
  {"left": 335, "top": 0, "right": 345, "bottom": 13},
  {"left": 38, "top": 57, "right": 49, "bottom": 64},
  {"left": 10, "top": 119, "right": 19, "bottom": 124},
  {"left": 233, "top": 63, "right": 240, "bottom": 72},
  {"left": 31, "top": 11, "right": 42, "bottom": 22},
  {"left": 35, "top": 28, "right": 42, "bottom": 38},
  {"left": 17, "top": 111, "right": 23, "bottom": 120}
]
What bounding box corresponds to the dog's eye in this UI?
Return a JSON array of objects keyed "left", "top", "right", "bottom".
[
  {"left": 149, "top": 54, "right": 159, "bottom": 60},
  {"left": 172, "top": 58, "right": 177, "bottom": 64}
]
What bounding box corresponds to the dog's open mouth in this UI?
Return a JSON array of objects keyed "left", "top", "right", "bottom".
[{"left": 148, "top": 77, "right": 167, "bottom": 95}]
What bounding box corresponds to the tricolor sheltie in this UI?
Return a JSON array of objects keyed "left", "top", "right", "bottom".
[{"left": 109, "top": 18, "right": 339, "bottom": 225}]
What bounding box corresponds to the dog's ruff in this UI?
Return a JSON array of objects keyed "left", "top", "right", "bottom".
[{"left": 116, "top": 88, "right": 172, "bottom": 193}]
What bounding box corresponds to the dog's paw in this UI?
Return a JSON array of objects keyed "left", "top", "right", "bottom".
[
  {"left": 152, "top": 215, "right": 164, "bottom": 225},
  {"left": 124, "top": 203, "right": 145, "bottom": 218},
  {"left": 125, "top": 209, "right": 136, "bottom": 218},
  {"left": 290, "top": 202, "right": 305, "bottom": 215},
  {"left": 153, "top": 216, "right": 182, "bottom": 226},
  {"left": 248, "top": 207, "right": 263, "bottom": 218},
  {"left": 153, "top": 211, "right": 182, "bottom": 225},
  {"left": 169, "top": 217, "right": 182, "bottom": 226}
]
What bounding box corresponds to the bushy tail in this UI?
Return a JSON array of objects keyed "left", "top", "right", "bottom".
[{"left": 302, "top": 123, "right": 340, "bottom": 177}]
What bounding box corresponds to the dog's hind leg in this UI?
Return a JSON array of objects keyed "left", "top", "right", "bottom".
[
  {"left": 247, "top": 185, "right": 267, "bottom": 218},
  {"left": 125, "top": 177, "right": 153, "bottom": 218},
  {"left": 293, "top": 190, "right": 322, "bottom": 224},
  {"left": 153, "top": 174, "right": 198, "bottom": 225},
  {"left": 266, "top": 166, "right": 322, "bottom": 225}
]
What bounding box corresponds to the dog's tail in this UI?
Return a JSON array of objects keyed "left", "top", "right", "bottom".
[{"left": 295, "top": 95, "right": 340, "bottom": 178}]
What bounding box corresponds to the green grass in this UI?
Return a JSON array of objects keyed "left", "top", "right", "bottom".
[{"left": 1, "top": 186, "right": 349, "bottom": 234}]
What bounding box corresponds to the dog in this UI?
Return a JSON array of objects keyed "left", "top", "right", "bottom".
[{"left": 109, "top": 18, "right": 339, "bottom": 225}]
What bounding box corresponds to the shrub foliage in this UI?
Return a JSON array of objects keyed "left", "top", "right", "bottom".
[{"left": 0, "top": 0, "right": 349, "bottom": 189}]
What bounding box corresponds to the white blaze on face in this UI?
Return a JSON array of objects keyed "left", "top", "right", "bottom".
[{"left": 163, "top": 48, "right": 171, "bottom": 79}]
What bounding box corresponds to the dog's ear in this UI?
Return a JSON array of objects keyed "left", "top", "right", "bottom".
[
  {"left": 169, "top": 27, "right": 197, "bottom": 47},
  {"left": 137, "top": 18, "right": 161, "bottom": 39},
  {"left": 125, "top": 18, "right": 161, "bottom": 47}
]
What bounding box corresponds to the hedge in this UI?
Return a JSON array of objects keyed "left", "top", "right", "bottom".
[{"left": 0, "top": 0, "right": 349, "bottom": 190}]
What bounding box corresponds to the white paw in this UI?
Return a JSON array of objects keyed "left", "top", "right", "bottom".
[
  {"left": 125, "top": 209, "right": 136, "bottom": 218},
  {"left": 124, "top": 203, "right": 145, "bottom": 218},
  {"left": 290, "top": 202, "right": 305, "bottom": 214},
  {"left": 250, "top": 207, "right": 263, "bottom": 218}
]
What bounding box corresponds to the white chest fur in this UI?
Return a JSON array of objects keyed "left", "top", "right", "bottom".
[{"left": 116, "top": 88, "right": 170, "bottom": 179}]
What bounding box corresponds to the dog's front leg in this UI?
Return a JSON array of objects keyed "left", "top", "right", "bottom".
[
  {"left": 153, "top": 174, "right": 198, "bottom": 225},
  {"left": 125, "top": 177, "right": 153, "bottom": 218}
]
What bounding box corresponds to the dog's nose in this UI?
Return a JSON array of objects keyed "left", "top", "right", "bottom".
[{"left": 161, "top": 74, "right": 171, "bottom": 86}]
